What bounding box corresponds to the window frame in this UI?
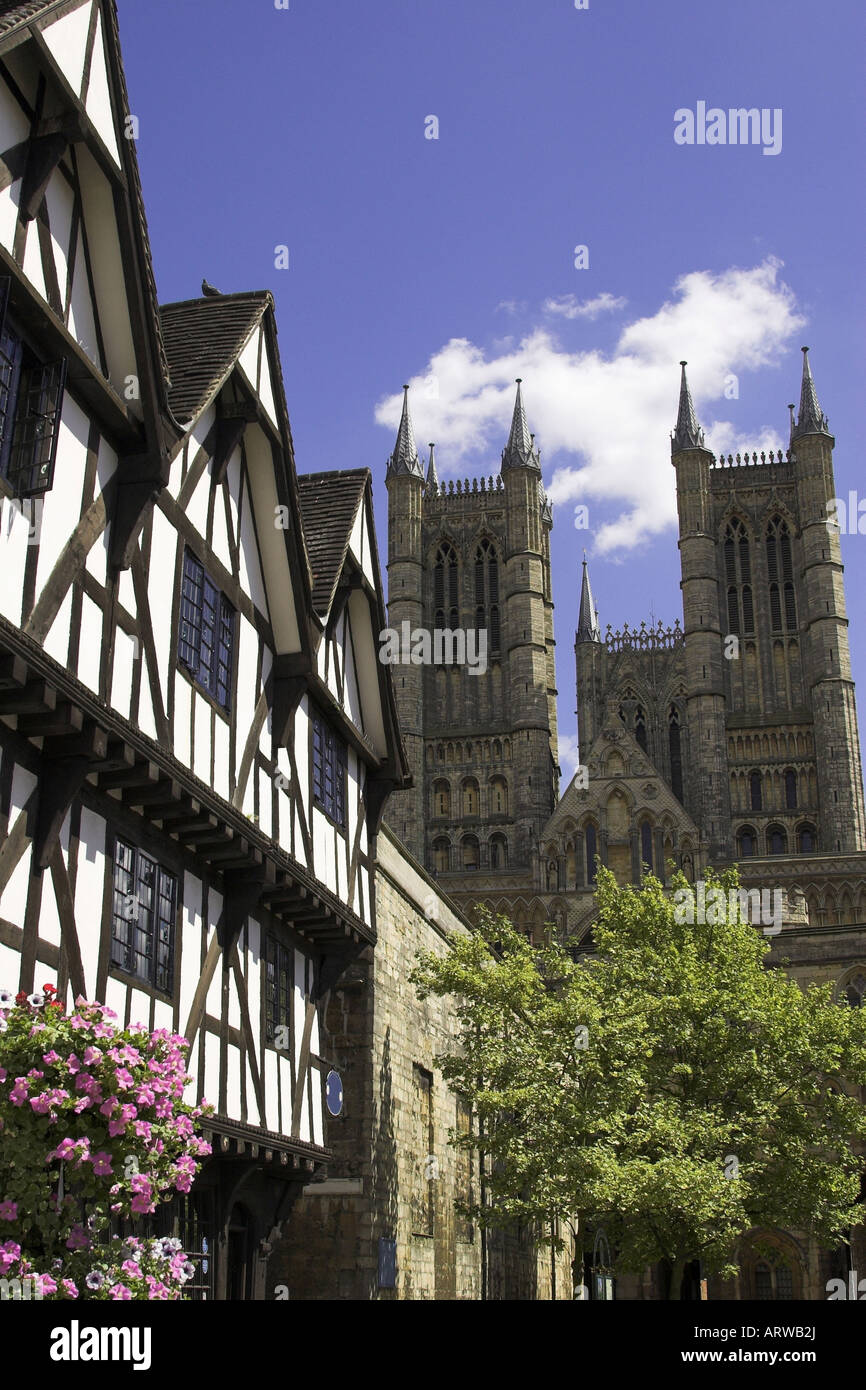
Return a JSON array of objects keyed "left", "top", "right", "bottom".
[
  {"left": 0, "top": 278, "right": 67, "bottom": 500},
  {"left": 177, "top": 548, "right": 236, "bottom": 713},
  {"left": 111, "top": 838, "right": 177, "bottom": 996},
  {"left": 311, "top": 707, "right": 347, "bottom": 828}
]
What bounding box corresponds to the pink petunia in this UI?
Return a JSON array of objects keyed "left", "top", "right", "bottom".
[
  {"left": 121, "top": 1259, "right": 142, "bottom": 1278},
  {"left": 65, "top": 1225, "right": 90, "bottom": 1252},
  {"left": 0, "top": 1201, "right": 18, "bottom": 1222},
  {"left": 114, "top": 1067, "right": 135, "bottom": 1090},
  {"left": 82, "top": 1046, "right": 102, "bottom": 1066},
  {"left": 41, "top": 1051, "right": 61, "bottom": 1065},
  {"left": 9, "top": 1080, "right": 28, "bottom": 1107},
  {"left": 35, "top": 1274, "right": 57, "bottom": 1296},
  {"left": 108, "top": 1283, "right": 132, "bottom": 1300},
  {"left": 61, "top": 1279, "right": 78, "bottom": 1298},
  {"left": 90, "top": 1152, "right": 113, "bottom": 1177}
]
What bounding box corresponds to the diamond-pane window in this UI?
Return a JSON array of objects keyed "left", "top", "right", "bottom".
[{"left": 111, "top": 840, "right": 176, "bottom": 993}]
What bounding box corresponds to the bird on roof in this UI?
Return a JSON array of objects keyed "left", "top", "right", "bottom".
[{"left": 201, "top": 278, "right": 222, "bottom": 297}]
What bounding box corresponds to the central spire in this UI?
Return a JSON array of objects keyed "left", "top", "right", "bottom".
[
  {"left": 671, "top": 361, "right": 705, "bottom": 453},
  {"left": 386, "top": 384, "right": 423, "bottom": 478},
  {"left": 501, "top": 379, "right": 540, "bottom": 471},
  {"left": 576, "top": 554, "right": 600, "bottom": 643},
  {"left": 792, "top": 346, "right": 830, "bottom": 439},
  {"left": 425, "top": 441, "right": 439, "bottom": 492}
]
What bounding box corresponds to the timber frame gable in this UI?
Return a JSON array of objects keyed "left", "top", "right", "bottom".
[{"left": 0, "top": 0, "right": 179, "bottom": 567}]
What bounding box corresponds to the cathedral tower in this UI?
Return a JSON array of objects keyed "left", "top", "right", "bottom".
[{"left": 384, "top": 382, "right": 559, "bottom": 889}]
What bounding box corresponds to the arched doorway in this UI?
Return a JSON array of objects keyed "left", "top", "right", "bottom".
[{"left": 226, "top": 1203, "right": 254, "bottom": 1301}]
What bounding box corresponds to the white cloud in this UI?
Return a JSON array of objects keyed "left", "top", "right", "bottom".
[
  {"left": 374, "top": 258, "right": 806, "bottom": 552},
  {"left": 543, "top": 291, "right": 627, "bottom": 320}
]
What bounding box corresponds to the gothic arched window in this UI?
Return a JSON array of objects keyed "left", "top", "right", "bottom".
[
  {"left": 462, "top": 778, "right": 479, "bottom": 817},
  {"left": 490, "top": 776, "right": 508, "bottom": 815},
  {"left": 668, "top": 705, "right": 683, "bottom": 802},
  {"left": 435, "top": 541, "right": 459, "bottom": 630},
  {"left": 640, "top": 820, "right": 653, "bottom": 875},
  {"left": 843, "top": 973, "right": 866, "bottom": 1008},
  {"left": 432, "top": 779, "right": 450, "bottom": 817},
  {"left": 433, "top": 837, "right": 450, "bottom": 873},
  {"left": 784, "top": 769, "right": 797, "bottom": 809},
  {"left": 766, "top": 517, "right": 795, "bottom": 633},
  {"left": 585, "top": 823, "right": 598, "bottom": 885},
  {"left": 750, "top": 770, "right": 762, "bottom": 811},
  {"left": 474, "top": 539, "right": 500, "bottom": 656},
  {"left": 796, "top": 822, "right": 816, "bottom": 854},
  {"left": 635, "top": 706, "right": 647, "bottom": 753},
  {"left": 461, "top": 835, "right": 479, "bottom": 871},
  {"left": 737, "top": 826, "right": 757, "bottom": 858},
  {"left": 767, "top": 824, "right": 787, "bottom": 855},
  {"left": 724, "top": 519, "right": 754, "bottom": 634},
  {"left": 490, "top": 834, "right": 508, "bottom": 870}
]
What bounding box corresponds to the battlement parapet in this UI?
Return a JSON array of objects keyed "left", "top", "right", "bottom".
[
  {"left": 425, "top": 475, "right": 504, "bottom": 507},
  {"left": 604, "top": 618, "right": 684, "bottom": 653},
  {"left": 710, "top": 448, "right": 794, "bottom": 470}
]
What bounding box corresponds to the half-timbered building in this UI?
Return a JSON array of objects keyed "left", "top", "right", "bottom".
[{"left": 0, "top": 0, "right": 409, "bottom": 1299}]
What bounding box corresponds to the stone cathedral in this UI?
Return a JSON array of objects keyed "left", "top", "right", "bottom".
[
  {"left": 385, "top": 352, "right": 866, "bottom": 955},
  {"left": 385, "top": 352, "right": 866, "bottom": 1297}
]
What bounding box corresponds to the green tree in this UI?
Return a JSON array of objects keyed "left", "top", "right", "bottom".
[{"left": 410, "top": 866, "right": 866, "bottom": 1299}]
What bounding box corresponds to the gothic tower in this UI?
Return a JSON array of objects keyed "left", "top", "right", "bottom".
[
  {"left": 384, "top": 381, "right": 559, "bottom": 892},
  {"left": 670, "top": 351, "right": 866, "bottom": 860}
]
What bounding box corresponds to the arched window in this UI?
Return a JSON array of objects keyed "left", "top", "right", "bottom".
[
  {"left": 433, "top": 837, "right": 450, "bottom": 873},
  {"left": 766, "top": 517, "right": 795, "bottom": 633},
  {"left": 462, "top": 778, "right": 479, "bottom": 817},
  {"left": 737, "top": 826, "right": 757, "bottom": 858},
  {"left": 640, "top": 820, "right": 653, "bottom": 874},
  {"left": 490, "top": 776, "right": 508, "bottom": 815},
  {"left": 784, "top": 769, "right": 797, "bottom": 809},
  {"left": 796, "top": 822, "right": 816, "bottom": 854},
  {"left": 489, "top": 834, "right": 508, "bottom": 870},
  {"left": 585, "top": 823, "right": 598, "bottom": 885},
  {"left": 461, "top": 835, "right": 479, "bottom": 871},
  {"left": 750, "top": 771, "right": 762, "bottom": 811},
  {"left": 434, "top": 542, "right": 459, "bottom": 630},
  {"left": 724, "top": 519, "right": 753, "bottom": 634},
  {"left": 669, "top": 705, "right": 683, "bottom": 802},
  {"left": 842, "top": 973, "right": 866, "bottom": 1008},
  {"left": 474, "top": 539, "right": 500, "bottom": 655},
  {"left": 635, "top": 706, "right": 647, "bottom": 753},
  {"left": 767, "top": 824, "right": 787, "bottom": 855},
  {"left": 432, "top": 779, "right": 450, "bottom": 817}
]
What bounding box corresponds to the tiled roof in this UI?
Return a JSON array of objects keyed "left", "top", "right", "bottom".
[
  {"left": 0, "top": 0, "right": 61, "bottom": 36},
  {"left": 159, "top": 292, "right": 271, "bottom": 423},
  {"left": 296, "top": 470, "right": 369, "bottom": 619}
]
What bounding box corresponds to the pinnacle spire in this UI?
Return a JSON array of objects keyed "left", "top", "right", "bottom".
[
  {"left": 501, "top": 378, "right": 540, "bottom": 471},
  {"left": 425, "top": 441, "right": 439, "bottom": 491},
  {"left": 386, "top": 385, "right": 423, "bottom": 478},
  {"left": 671, "top": 361, "right": 705, "bottom": 453},
  {"left": 792, "top": 346, "right": 830, "bottom": 439},
  {"left": 577, "top": 554, "right": 600, "bottom": 643}
]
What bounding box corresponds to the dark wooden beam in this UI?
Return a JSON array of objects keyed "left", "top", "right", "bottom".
[
  {"left": 123, "top": 778, "right": 182, "bottom": 809},
  {"left": 0, "top": 681, "right": 56, "bottom": 715},
  {"left": 19, "top": 702, "right": 83, "bottom": 739},
  {"left": 32, "top": 755, "right": 89, "bottom": 872},
  {"left": 20, "top": 132, "right": 69, "bottom": 222},
  {"left": 108, "top": 454, "right": 171, "bottom": 571},
  {"left": 0, "top": 654, "right": 27, "bottom": 690},
  {"left": 99, "top": 760, "right": 160, "bottom": 791}
]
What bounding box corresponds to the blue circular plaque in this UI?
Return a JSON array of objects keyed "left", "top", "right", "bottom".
[{"left": 325, "top": 1070, "right": 343, "bottom": 1116}]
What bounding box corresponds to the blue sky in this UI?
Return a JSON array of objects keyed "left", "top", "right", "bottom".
[{"left": 118, "top": 0, "right": 866, "bottom": 777}]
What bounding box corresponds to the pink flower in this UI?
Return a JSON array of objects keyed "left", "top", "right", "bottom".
[
  {"left": 66, "top": 1054, "right": 81, "bottom": 1074},
  {"left": 48, "top": 1137, "right": 76, "bottom": 1161},
  {"left": 136, "top": 1085, "right": 155, "bottom": 1107},
  {"left": 41, "top": 1051, "right": 61, "bottom": 1065},
  {"left": 99, "top": 1096, "right": 119, "bottom": 1116},
  {"left": 0, "top": 1201, "right": 18, "bottom": 1222},
  {"left": 114, "top": 1067, "right": 135, "bottom": 1090},
  {"left": 108, "top": 1283, "right": 132, "bottom": 1300},
  {"left": 93, "top": 1023, "right": 114, "bottom": 1039},
  {"left": 0, "top": 1241, "right": 20, "bottom": 1274},
  {"left": 133, "top": 1121, "right": 152, "bottom": 1141},
  {"left": 82, "top": 1046, "right": 102, "bottom": 1066},
  {"left": 121, "top": 1259, "right": 142, "bottom": 1278},
  {"left": 65, "top": 1225, "right": 90, "bottom": 1251},
  {"left": 36, "top": 1274, "right": 57, "bottom": 1296},
  {"left": 9, "top": 1080, "right": 28, "bottom": 1107},
  {"left": 90, "top": 1151, "right": 113, "bottom": 1177},
  {"left": 108, "top": 1118, "right": 127, "bottom": 1138},
  {"left": 29, "top": 1093, "right": 53, "bottom": 1114},
  {"left": 61, "top": 1279, "right": 78, "bottom": 1298},
  {"left": 0, "top": 1068, "right": 6, "bottom": 1082}
]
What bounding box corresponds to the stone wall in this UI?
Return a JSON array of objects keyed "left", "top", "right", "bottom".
[{"left": 268, "top": 826, "right": 573, "bottom": 1299}]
